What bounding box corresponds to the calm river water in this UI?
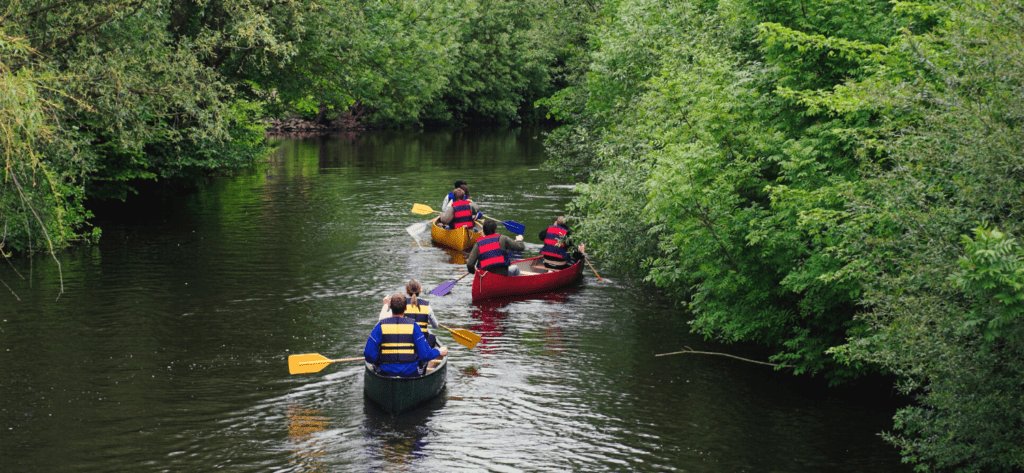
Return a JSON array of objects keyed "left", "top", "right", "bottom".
[{"left": 0, "top": 128, "right": 909, "bottom": 472}]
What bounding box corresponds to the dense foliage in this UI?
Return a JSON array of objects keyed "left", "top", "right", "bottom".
[
  {"left": 543, "top": 0, "right": 1024, "bottom": 470},
  {"left": 4, "top": 0, "right": 1022, "bottom": 468},
  {"left": 0, "top": 0, "right": 597, "bottom": 256}
]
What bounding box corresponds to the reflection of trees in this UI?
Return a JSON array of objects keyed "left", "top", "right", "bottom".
[{"left": 286, "top": 405, "right": 329, "bottom": 471}]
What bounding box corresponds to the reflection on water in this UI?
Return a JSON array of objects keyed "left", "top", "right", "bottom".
[
  {"left": 435, "top": 246, "right": 467, "bottom": 265},
  {"left": 363, "top": 392, "right": 446, "bottom": 471},
  {"left": 468, "top": 304, "right": 509, "bottom": 355},
  {"left": 286, "top": 406, "right": 329, "bottom": 471},
  {"left": 0, "top": 129, "right": 911, "bottom": 473}
]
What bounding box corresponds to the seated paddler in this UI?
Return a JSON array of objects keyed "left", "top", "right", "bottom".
[
  {"left": 467, "top": 220, "right": 526, "bottom": 276},
  {"left": 441, "top": 180, "right": 470, "bottom": 212},
  {"left": 377, "top": 280, "right": 439, "bottom": 348},
  {"left": 365, "top": 293, "right": 448, "bottom": 377},
  {"left": 438, "top": 187, "right": 480, "bottom": 230},
  {"left": 539, "top": 216, "right": 586, "bottom": 271}
]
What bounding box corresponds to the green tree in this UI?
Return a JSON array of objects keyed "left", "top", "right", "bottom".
[{"left": 543, "top": 0, "right": 1024, "bottom": 468}]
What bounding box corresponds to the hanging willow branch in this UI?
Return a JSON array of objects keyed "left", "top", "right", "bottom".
[{"left": 655, "top": 346, "right": 794, "bottom": 368}]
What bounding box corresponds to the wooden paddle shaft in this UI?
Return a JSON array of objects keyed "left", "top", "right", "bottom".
[
  {"left": 299, "top": 356, "right": 363, "bottom": 366},
  {"left": 584, "top": 257, "right": 603, "bottom": 281}
]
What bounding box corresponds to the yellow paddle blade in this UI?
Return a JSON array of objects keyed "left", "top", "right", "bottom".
[
  {"left": 289, "top": 353, "right": 332, "bottom": 374},
  {"left": 411, "top": 203, "right": 438, "bottom": 215},
  {"left": 440, "top": 324, "right": 482, "bottom": 349}
]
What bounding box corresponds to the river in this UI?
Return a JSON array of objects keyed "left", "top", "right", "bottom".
[{"left": 0, "top": 128, "right": 909, "bottom": 472}]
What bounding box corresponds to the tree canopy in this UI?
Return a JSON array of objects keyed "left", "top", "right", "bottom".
[{"left": 1, "top": 0, "right": 595, "bottom": 254}]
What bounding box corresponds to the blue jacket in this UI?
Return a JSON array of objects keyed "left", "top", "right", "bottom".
[{"left": 364, "top": 317, "right": 441, "bottom": 377}]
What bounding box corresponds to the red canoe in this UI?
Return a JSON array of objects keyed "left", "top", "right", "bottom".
[{"left": 471, "top": 256, "right": 584, "bottom": 301}]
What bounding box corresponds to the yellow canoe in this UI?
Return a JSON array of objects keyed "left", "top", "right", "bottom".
[{"left": 430, "top": 217, "right": 481, "bottom": 252}]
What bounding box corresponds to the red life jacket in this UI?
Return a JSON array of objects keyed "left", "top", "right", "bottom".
[
  {"left": 452, "top": 200, "right": 474, "bottom": 229},
  {"left": 540, "top": 225, "right": 570, "bottom": 261},
  {"left": 476, "top": 234, "right": 508, "bottom": 272}
]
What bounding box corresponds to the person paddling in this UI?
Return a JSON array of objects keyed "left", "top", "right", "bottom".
[
  {"left": 438, "top": 187, "right": 480, "bottom": 230},
  {"left": 441, "top": 180, "right": 470, "bottom": 212},
  {"left": 365, "top": 293, "right": 448, "bottom": 377},
  {"left": 467, "top": 220, "right": 526, "bottom": 276},
  {"left": 378, "top": 280, "right": 440, "bottom": 348},
  {"left": 539, "top": 216, "right": 585, "bottom": 270}
]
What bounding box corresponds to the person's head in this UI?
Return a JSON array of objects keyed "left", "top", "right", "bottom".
[
  {"left": 454, "top": 180, "right": 466, "bottom": 189},
  {"left": 554, "top": 216, "right": 570, "bottom": 232},
  {"left": 459, "top": 184, "right": 470, "bottom": 199},
  {"left": 453, "top": 188, "right": 465, "bottom": 200},
  {"left": 389, "top": 293, "right": 407, "bottom": 315},
  {"left": 406, "top": 280, "right": 422, "bottom": 308},
  {"left": 483, "top": 220, "right": 498, "bottom": 235}
]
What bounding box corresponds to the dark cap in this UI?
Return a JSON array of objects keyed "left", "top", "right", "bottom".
[{"left": 454, "top": 180, "right": 466, "bottom": 188}]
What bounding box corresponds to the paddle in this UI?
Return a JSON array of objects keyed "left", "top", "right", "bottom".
[
  {"left": 288, "top": 353, "right": 363, "bottom": 374},
  {"left": 584, "top": 256, "right": 603, "bottom": 281},
  {"left": 430, "top": 272, "right": 470, "bottom": 296},
  {"left": 405, "top": 219, "right": 431, "bottom": 245},
  {"left": 439, "top": 324, "right": 482, "bottom": 349},
  {"left": 481, "top": 215, "right": 525, "bottom": 235},
  {"left": 412, "top": 203, "right": 524, "bottom": 235},
  {"left": 411, "top": 203, "right": 439, "bottom": 215}
]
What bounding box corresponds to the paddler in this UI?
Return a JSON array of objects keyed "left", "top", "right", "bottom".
[
  {"left": 466, "top": 220, "right": 526, "bottom": 276},
  {"left": 441, "top": 180, "right": 470, "bottom": 212},
  {"left": 378, "top": 280, "right": 439, "bottom": 348},
  {"left": 438, "top": 187, "right": 481, "bottom": 230},
  {"left": 539, "top": 216, "right": 586, "bottom": 270},
  {"left": 365, "top": 293, "right": 448, "bottom": 377}
]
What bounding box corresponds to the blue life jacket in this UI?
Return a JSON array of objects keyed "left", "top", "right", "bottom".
[{"left": 378, "top": 318, "right": 418, "bottom": 364}]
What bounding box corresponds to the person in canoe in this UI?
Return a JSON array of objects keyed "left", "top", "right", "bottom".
[
  {"left": 438, "top": 187, "right": 481, "bottom": 230},
  {"left": 467, "top": 220, "right": 526, "bottom": 276},
  {"left": 377, "top": 280, "right": 439, "bottom": 348},
  {"left": 441, "top": 180, "right": 470, "bottom": 212},
  {"left": 365, "top": 293, "right": 448, "bottom": 377},
  {"left": 539, "top": 216, "right": 586, "bottom": 271}
]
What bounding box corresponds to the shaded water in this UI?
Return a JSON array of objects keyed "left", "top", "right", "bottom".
[{"left": 0, "top": 129, "right": 909, "bottom": 472}]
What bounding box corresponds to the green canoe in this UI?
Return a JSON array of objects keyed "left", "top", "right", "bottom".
[{"left": 363, "top": 357, "right": 448, "bottom": 414}]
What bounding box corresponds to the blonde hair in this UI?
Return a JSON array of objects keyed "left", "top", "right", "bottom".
[{"left": 406, "top": 280, "right": 422, "bottom": 309}]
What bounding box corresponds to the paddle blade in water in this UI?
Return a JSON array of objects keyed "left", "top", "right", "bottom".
[
  {"left": 411, "top": 203, "right": 437, "bottom": 215},
  {"left": 288, "top": 353, "right": 332, "bottom": 374}
]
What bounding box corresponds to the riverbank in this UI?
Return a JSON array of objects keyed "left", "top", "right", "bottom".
[{"left": 263, "top": 116, "right": 375, "bottom": 137}]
